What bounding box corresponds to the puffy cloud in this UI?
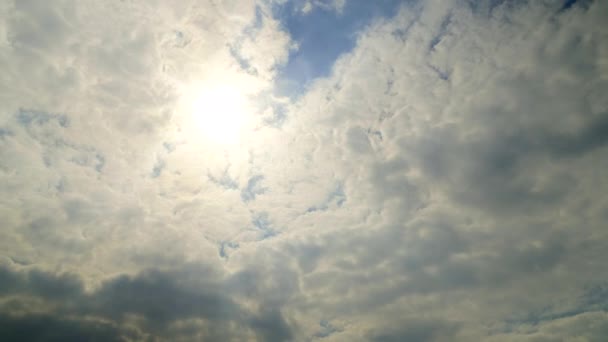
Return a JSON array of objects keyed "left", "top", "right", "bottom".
[
  {"left": 1, "top": 0, "right": 607, "bottom": 340},
  {"left": 0, "top": 313, "right": 141, "bottom": 342},
  {"left": 0, "top": 264, "right": 294, "bottom": 341}
]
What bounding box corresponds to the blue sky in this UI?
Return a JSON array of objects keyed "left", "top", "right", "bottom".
[{"left": 274, "top": 0, "right": 407, "bottom": 94}]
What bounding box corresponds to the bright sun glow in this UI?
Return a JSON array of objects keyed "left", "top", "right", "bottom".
[{"left": 189, "top": 84, "right": 250, "bottom": 145}]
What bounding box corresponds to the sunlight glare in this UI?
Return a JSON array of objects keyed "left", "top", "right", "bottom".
[{"left": 190, "top": 84, "right": 250, "bottom": 144}]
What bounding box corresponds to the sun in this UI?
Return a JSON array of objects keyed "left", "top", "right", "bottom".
[{"left": 188, "top": 83, "right": 251, "bottom": 145}]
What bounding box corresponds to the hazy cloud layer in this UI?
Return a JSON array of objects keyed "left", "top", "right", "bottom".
[{"left": 1, "top": 0, "right": 607, "bottom": 341}]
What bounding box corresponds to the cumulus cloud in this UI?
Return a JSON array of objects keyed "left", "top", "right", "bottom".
[
  {"left": 1, "top": 0, "right": 607, "bottom": 340},
  {"left": 0, "top": 264, "right": 294, "bottom": 340}
]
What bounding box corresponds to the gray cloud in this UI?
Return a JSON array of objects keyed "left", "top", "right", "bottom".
[
  {"left": 0, "top": 264, "right": 294, "bottom": 341},
  {"left": 0, "top": 313, "right": 141, "bottom": 342},
  {"left": 367, "top": 319, "right": 460, "bottom": 342}
]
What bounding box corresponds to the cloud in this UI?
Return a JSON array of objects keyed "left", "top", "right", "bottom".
[
  {"left": 487, "top": 311, "right": 608, "bottom": 342},
  {"left": 0, "top": 313, "right": 141, "bottom": 342},
  {"left": 1, "top": 0, "right": 607, "bottom": 341},
  {"left": 299, "top": 0, "right": 347, "bottom": 15},
  {"left": 0, "top": 264, "right": 294, "bottom": 341},
  {"left": 264, "top": 0, "right": 608, "bottom": 338},
  {"left": 273, "top": 0, "right": 405, "bottom": 91},
  {"left": 367, "top": 319, "right": 460, "bottom": 342}
]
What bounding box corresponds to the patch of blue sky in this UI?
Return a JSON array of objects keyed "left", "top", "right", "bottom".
[
  {"left": 273, "top": 0, "right": 409, "bottom": 96},
  {"left": 151, "top": 159, "right": 165, "bottom": 178},
  {"left": 208, "top": 171, "right": 239, "bottom": 190},
  {"left": 16, "top": 108, "right": 69, "bottom": 128},
  {"left": 306, "top": 182, "right": 346, "bottom": 213},
  {"left": 465, "top": 0, "right": 590, "bottom": 15},
  {"left": 464, "top": 0, "right": 506, "bottom": 14},
  {"left": 218, "top": 240, "right": 239, "bottom": 259},
  {"left": 230, "top": 5, "right": 265, "bottom": 75},
  {"left": 314, "top": 319, "right": 342, "bottom": 338},
  {"left": 252, "top": 211, "right": 276, "bottom": 239},
  {"left": 241, "top": 175, "right": 266, "bottom": 202},
  {"left": 502, "top": 282, "right": 608, "bottom": 333},
  {"left": 0, "top": 127, "right": 13, "bottom": 139},
  {"left": 560, "top": 0, "right": 592, "bottom": 11}
]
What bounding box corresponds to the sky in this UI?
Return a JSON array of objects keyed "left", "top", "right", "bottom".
[{"left": 0, "top": 0, "right": 607, "bottom": 341}]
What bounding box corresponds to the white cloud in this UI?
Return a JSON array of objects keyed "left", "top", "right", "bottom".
[
  {"left": 300, "top": 0, "right": 347, "bottom": 15},
  {"left": 1, "top": 0, "right": 607, "bottom": 340}
]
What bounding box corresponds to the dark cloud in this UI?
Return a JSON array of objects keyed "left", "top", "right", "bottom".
[
  {"left": 0, "top": 313, "right": 141, "bottom": 342},
  {"left": 248, "top": 307, "right": 294, "bottom": 342},
  {"left": 408, "top": 113, "right": 607, "bottom": 215},
  {"left": 367, "top": 319, "right": 460, "bottom": 342},
  {"left": 0, "top": 265, "right": 294, "bottom": 341},
  {"left": 0, "top": 266, "right": 83, "bottom": 301}
]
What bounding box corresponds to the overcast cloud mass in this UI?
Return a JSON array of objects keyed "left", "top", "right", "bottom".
[{"left": 1, "top": 0, "right": 608, "bottom": 341}]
